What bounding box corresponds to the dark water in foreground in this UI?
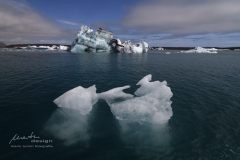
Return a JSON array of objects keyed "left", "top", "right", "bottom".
[{"left": 0, "top": 50, "right": 240, "bottom": 160}]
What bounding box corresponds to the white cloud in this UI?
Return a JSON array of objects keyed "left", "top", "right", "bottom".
[
  {"left": 122, "top": 0, "right": 240, "bottom": 34},
  {"left": 0, "top": 0, "right": 75, "bottom": 44},
  {"left": 58, "top": 20, "right": 80, "bottom": 26},
  {"left": 147, "top": 33, "right": 240, "bottom": 47}
]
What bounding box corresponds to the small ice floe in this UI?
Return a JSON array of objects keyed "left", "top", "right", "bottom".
[
  {"left": 59, "top": 45, "right": 68, "bottom": 51},
  {"left": 151, "top": 47, "right": 164, "bottom": 50},
  {"left": 25, "top": 45, "right": 69, "bottom": 51},
  {"left": 181, "top": 47, "right": 217, "bottom": 53}
]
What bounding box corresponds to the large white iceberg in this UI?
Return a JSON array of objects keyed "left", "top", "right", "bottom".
[
  {"left": 70, "top": 25, "right": 149, "bottom": 53},
  {"left": 53, "top": 75, "right": 173, "bottom": 124}
]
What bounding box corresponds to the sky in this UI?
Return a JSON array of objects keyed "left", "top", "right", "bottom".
[{"left": 0, "top": 0, "right": 240, "bottom": 47}]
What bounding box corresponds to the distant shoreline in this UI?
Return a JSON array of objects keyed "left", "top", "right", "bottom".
[
  {"left": 150, "top": 47, "right": 240, "bottom": 51},
  {"left": 0, "top": 44, "right": 71, "bottom": 48},
  {"left": 0, "top": 44, "right": 240, "bottom": 51}
]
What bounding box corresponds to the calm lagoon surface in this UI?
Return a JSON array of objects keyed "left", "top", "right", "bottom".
[{"left": 0, "top": 50, "right": 240, "bottom": 159}]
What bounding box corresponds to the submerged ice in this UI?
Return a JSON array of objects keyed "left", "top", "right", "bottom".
[
  {"left": 53, "top": 75, "right": 173, "bottom": 124},
  {"left": 71, "top": 25, "right": 149, "bottom": 53},
  {"left": 44, "top": 108, "right": 90, "bottom": 145}
]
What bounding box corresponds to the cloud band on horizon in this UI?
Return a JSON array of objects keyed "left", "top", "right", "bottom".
[{"left": 122, "top": 0, "right": 240, "bottom": 35}]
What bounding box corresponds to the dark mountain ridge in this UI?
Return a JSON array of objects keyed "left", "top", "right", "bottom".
[{"left": 0, "top": 42, "right": 6, "bottom": 47}]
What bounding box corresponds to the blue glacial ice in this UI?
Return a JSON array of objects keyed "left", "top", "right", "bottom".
[
  {"left": 71, "top": 25, "right": 149, "bottom": 53},
  {"left": 53, "top": 75, "right": 173, "bottom": 124}
]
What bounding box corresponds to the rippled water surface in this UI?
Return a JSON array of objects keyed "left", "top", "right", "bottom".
[{"left": 0, "top": 50, "right": 240, "bottom": 159}]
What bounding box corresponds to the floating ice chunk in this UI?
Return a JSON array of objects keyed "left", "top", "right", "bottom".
[
  {"left": 131, "top": 45, "right": 143, "bottom": 53},
  {"left": 108, "top": 75, "right": 173, "bottom": 124},
  {"left": 59, "top": 45, "right": 68, "bottom": 51},
  {"left": 108, "top": 87, "right": 172, "bottom": 124},
  {"left": 141, "top": 41, "right": 149, "bottom": 53},
  {"left": 134, "top": 74, "right": 167, "bottom": 96},
  {"left": 53, "top": 85, "right": 98, "bottom": 115},
  {"left": 98, "top": 85, "right": 133, "bottom": 103},
  {"left": 181, "top": 47, "right": 217, "bottom": 53},
  {"left": 54, "top": 85, "right": 132, "bottom": 115},
  {"left": 53, "top": 75, "right": 173, "bottom": 124}
]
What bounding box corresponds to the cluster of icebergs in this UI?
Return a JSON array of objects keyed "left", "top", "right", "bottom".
[
  {"left": 71, "top": 25, "right": 149, "bottom": 53},
  {"left": 53, "top": 75, "right": 173, "bottom": 124},
  {"left": 181, "top": 47, "right": 218, "bottom": 53},
  {"left": 13, "top": 45, "right": 69, "bottom": 51},
  {"left": 151, "top": 47, "right": 164, "bottom": 50}
]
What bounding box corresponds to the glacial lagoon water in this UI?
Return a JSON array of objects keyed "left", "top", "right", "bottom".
[{"left": 0, "top": 50, "right": 240, "bottom": 159}]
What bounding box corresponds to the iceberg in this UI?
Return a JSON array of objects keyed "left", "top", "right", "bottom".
[
  {"left": 107, "top": 75, "right": 172, "bottom": 124},
  {"left": 151, "top": 47, "right": 164, "bottom": 50},
  {"left": 25, "top": 45, "right": 69, "bottom": 51},
  {"left": 181, "top": 47, "right": 217, "bottom": 53},
  {"left": 53, "top": 75, "right": 173, "bottom": 124},
  {"left": 49, "top": 75, "right": 173, "bottom": 147},
  {"left": 53, "top": 85, "right": 98, "bottom": 115},
  {"left": 27, "top": 45, "right": 50, "bottom": 50},
  {"left": 206, "top": 48, "right": 218, "bottom": 51},
  {"left": 59, "top": 45, "right": 68, "bottom": 51},
  {"left": 70, "top": 25, "right": 149, "bottom": 53}
]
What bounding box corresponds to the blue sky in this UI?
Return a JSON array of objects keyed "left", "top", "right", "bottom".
[
  {"left": 26, "top": 0, "right": 134, "bottom": 27},
  {"left": 0, "top": 0, "right": 240, "bottom": 47}
]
